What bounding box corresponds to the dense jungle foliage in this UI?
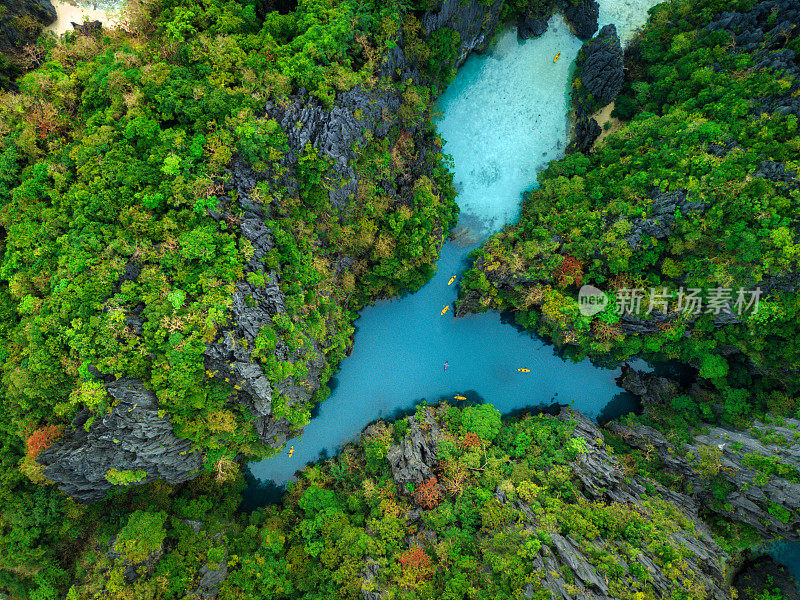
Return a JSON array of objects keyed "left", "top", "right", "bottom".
[
  {"left": 0, "top": 0, "right": 471, "bottom": 593},
  {"left": 460, "top": 0, "right": 800, "bottom": 431},
  {"left": 0, "top": 0, "right": 470, "bottom": 474},
  {"left": 1, "top": 0, "right": 798, "bottom": 597},
  {"left": 2, "top": 403, "right": 740, "bottom": 600}
]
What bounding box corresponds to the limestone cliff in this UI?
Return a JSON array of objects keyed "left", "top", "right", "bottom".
[{"left": 37, "top": 379, "right": 204, "bottom": 503}]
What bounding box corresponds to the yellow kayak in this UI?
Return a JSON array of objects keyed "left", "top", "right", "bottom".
[
  {"left": 447, "top": 275, "right": 456, "bottom": 285},
  {"left": 454, "top": 395, "right": 467, "bottom": 401},
  {"left": 518, "top": 368, "right": 530, "bottom": 373},
  {"left": 441, "top": 305, "right": 450, "bottom": 316},
  {"left": 288, "top": 446, "right": 294, "bottom": 457},
  {"left": 554, "top": 52, "right": 561, "bottom": 63}
]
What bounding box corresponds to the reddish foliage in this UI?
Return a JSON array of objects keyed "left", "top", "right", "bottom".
[
  {"left": 553, "top": 254, "right": 584, "bottom": 287},
  {"left": 461, "top": 432, "right": 482, "bottom": 449},
  {"left": 26, "top": 425, "right": 63, "bottom": 459},
  {"left": 28, "top": 104, "right": 61, "bottom": 140},
  {"left": 413, "top": 477, "right": 443, "bottom": 509},
  {"left": 399, "top": 547, "right": 433, "bottom": 573}
]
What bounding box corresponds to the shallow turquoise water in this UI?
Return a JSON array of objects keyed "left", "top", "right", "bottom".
[{"left": 249, "top": 16, "right": 639, "bottom": 486}]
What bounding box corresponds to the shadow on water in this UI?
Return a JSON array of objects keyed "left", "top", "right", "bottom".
[
  {"left": 597, "top": 391, "right": 642, "bottom": 425},
  {"left": 243, "top": 3, "right": 673, "bottom": 508}
]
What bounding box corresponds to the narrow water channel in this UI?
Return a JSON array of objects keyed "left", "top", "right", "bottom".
[{"left": 249, "top": 6, "right": 661, "bottom": 487}]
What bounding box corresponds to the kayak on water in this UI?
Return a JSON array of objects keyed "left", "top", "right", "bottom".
[
  {"left": 447, "top": 275, "right": 456, "bottom": 285},
  {"left": 554, "top": 52, "right": 561, "bottom": 63},
  {"left": 454, "top": 395, "right": 467, "bottom": 401},
  {"left": 288, "top": 446, "right": 294, "bottom": 457},
  {"left": 517, "top": 368, "right": 530, "bottom": 373},
  {"left": 441, "top": 305, "right": 450, "bottom": 315}
]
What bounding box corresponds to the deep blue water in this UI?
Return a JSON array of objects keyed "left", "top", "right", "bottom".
[
  {"left": 249, "top": 16, "right": 646, "bottom": 486},
  {"left": 768, "top": 541, "right": 800, "bottom": 583}
]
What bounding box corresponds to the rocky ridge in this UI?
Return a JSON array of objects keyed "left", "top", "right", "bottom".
[
  {"left": 37, "top": 379, "right": 204, "bottom": 502},
  {"left": 0, "top": 0, "right": 56, "bottom": 54},
  {"left": 569, "top": 23, "right": 624, "bottom": 153},
  {"left": 380, "top": 406, "right": 732, "bottom": 600},
  {"left": 612, "top": 368, "right": 800, "bottom": 540}
]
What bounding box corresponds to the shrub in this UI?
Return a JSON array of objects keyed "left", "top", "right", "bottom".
[
  {"left": 25, "top": 426, "right": 64, "bottom": 459},
  {"left": 413, "top": 477, "right": 443, "bottom": 509}
]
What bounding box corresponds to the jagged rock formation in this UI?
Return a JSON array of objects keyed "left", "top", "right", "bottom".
[
  {"left": 570, "top": 115, "right": 601, "bottom": 153},
  {"left": 623, "top": 187, "right": 709, "bottom": 250},
  {"left": 617, "top": 364, "right": 682, "bottom": 407},
  {"left": 386, "top": 412, "right": 443, "bottom": 490},
  {"left": 194, "top": 552, "right": 228, "bottom": 599},
  {"left": 703, "top": 0, "right": 800, "bottom": 118},
  {"left": 37, "top": 379, "right": 204, "bottom": 502},
  {"left": 204, "top": 168, "right": 325, "bottom": 448},
  {"left": 734, "top": 555, "right": 800, "bottom": 600},
  {"left": 516, "top": 408, "right": 730, "bottom": 600},
  {"left": 264, "top": 85, "right": 402, "bottom": 209},
  {"left": 564, "top": 0, "right": 599, "bottom": 39},
  {"left": 517, "top": 5, "right": 550, "bottom": 39},
  {"left": 0, "top": 0, "right": 56, "bottom": 54},
  {"left": 421, "top": 0, "right": 504, "bottom": 66},
  {"left": 569, "top": 24, "right": 622, "bottom": 153},
  {"left": 579, "top": 24, "right": 624, "bottom": 106},
  {"left": 608, "top": 405, "right": 800, "bottom": 540}
]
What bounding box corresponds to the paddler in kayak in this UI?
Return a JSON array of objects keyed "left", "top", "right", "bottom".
[
  {"left": 554, "top": 52, "right": 561, "bottom": 63},
  {"left": 444, "top": 361, "right": 449, "bottom": 372},
  {"left": 447, "top": 275, "right": 456, "bottom": 285}
]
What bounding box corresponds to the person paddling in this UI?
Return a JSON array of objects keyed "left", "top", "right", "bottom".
[{"left": 444, "top": 361, "right": 449, "bottom": 372}]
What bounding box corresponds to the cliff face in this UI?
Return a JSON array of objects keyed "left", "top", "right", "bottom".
[
  {"left": 37, "top": 379, "right": 204, "bottom": 503},
  {"left": 611, "top": 368, "right": 800, "bottom": 541},
  {"left": 0, "top": 0, "right": 56, "bottom": 54},
  {"left": 381, "top": 406, "right": 732, "bottom": 600}
]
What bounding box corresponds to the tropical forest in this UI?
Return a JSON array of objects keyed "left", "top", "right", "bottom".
[{"left": 0, "top": 0, "right": 798, "bottom": 597}]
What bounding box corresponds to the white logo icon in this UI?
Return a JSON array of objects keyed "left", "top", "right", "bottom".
[{"left": 578, "top": 285, "right": 608, "bottom": 316}]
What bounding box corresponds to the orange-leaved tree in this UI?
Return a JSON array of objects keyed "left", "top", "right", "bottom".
[{"left": 26, "top": 425, "right": 64, "bottom": 459}]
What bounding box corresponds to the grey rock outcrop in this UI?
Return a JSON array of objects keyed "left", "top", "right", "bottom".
[
  {"left": 623, "top": 187, "right": 709, "bottom": 250},
  {"left": 734, "top": 555, "right": 800, "bottom": 600},
  {"left": 617, "top": 364, "right": 682, "bottom": 408},
  {"left": 579, "top": 24, "right": 624, "bottom": 107},
  {"left": 570, "top": 115, "right": 601, "bottom": 153},
  {"left": 517, "top": 9, "right": 549, "bottom": 39},
  {"left": 0, "top": 0, "right": 56, "bottom": 54},
  {"left": 607, "top": 413, "right": 800, "bottom": 540},
  {"left": 564, "top": 0, "right": 600, "bottom": 40},
  {"left": 194, "top": 552, "right": 229, "bottom": 599},
  {"left": 422, "top": 0, "right": 504, "bottom": 66},
  {"left": 360, "top": 559, "right": 385, "bottom": 600},
  {"left": 703, "top": 0, "right": 800, "bottom": 118},
  {"left": 520, "top": 407, "right": 731, "bottom": 599},
  {"left": 37, "top": 379, "right": 204, "bottom": 502},
  {"left": 386, "top": 410, "right": 443, "bottom": 490},
  {"left": 569, "top": 23, "right": 622, "bottom": 153}
]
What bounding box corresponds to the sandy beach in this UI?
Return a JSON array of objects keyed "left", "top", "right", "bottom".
[
  {"left": 45, "top": 0, "right": 124, "bottom": 35},
  {"left": 590, "top": 102, "right": 623, "bottom": 149}
]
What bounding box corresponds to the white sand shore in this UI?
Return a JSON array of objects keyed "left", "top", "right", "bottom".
[
  {"left": 590, "top": 102, "right": 623, "bottom": 150},
  {"left": 45, "top": 0, "right": 124, "bottom": 35}
]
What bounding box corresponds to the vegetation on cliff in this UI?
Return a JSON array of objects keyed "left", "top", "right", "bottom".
[
  {"left": 458, "top": 0, "right": 800, "bottom": 429},
  {"left": 7, "top": 404, "right": 738, "bottom": 600}
]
